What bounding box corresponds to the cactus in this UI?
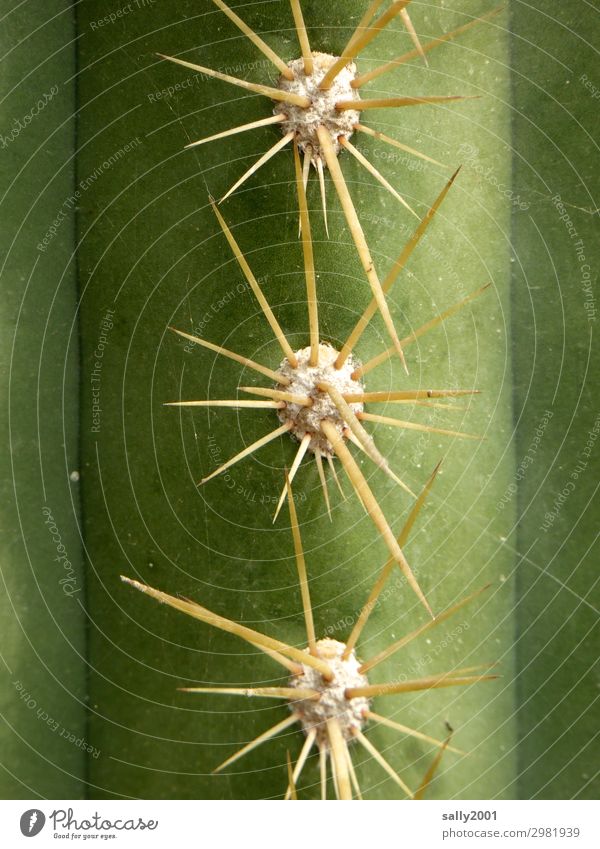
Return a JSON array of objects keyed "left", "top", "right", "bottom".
[
  {"left": 1, "top": 0, "right": 598, "bottom": 803},
  {"left": 76, "top": 0, "right": 516, "bottom": 799}
]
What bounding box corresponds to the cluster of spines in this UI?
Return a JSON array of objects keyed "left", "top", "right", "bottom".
[
  {"left": 124, "top": 0, "right": 503, "bottom": 799},
  {"left": 168, "top": 167, "right": 487, "bottom": 617},
  {"left": 123, "top": 468, "right": 495, "bottom": 799}
]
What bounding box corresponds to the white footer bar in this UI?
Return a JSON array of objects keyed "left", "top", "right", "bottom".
[{"left": 0, "top": 799, "right": 597, "bottom": 848}]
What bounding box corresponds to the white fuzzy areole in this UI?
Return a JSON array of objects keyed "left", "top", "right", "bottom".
[
  {"left": 276, "top": 343, "right": 364, "bottom": 456},
  {"left": 274, "top": 53, "right": 361, "bottom": 162},
  {"left": 289, "top": 638, "right": 370, "bottom": 747}
]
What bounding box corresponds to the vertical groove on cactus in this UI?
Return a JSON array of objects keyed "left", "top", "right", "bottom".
[{"left": 0, "top": 0, "right": 86, "bottom": 798}]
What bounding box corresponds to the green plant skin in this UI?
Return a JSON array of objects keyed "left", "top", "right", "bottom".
[
  {"left": 76, "top": 1, "right": 518, "bottom": 798},
  {"left": 0, "top": 0, "right": 86, "bottom": 797},
  {"left": 510, "top": 0, "right": 600, "bottom": 800}
]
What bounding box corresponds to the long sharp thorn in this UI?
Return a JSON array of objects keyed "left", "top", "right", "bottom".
[
  {"left": 322, "top": 381, "right": 415, "bottom": 496},
  {"left": 240, "top": 385, "right": 312, "bottom": 405},
  {"left": 319, "top": 746, "right": 327, "bottom": 800},
  {"left": 286, "top": 473, "right": 317, "bottom": 654},
  {"left": 354, "top": 123, "right": 444, "bottom": 167},
  {"left": 344, "top": 441, "right": 369, "bottom": 515},
  {"left": 353, "top": 284, "right": 490, "bottom": 378},
  {"left": 401, "top": 283, "right": 491, "bottom": 348},
  {"left": 284, "top": 728, "right": 316, "bottom": 800},
  {"left": 303, "top": 146, "right": 312, "bottom": 189},
  {"left": 321, "top": 419, "right": 432, "bottom": 616},
  {"left": 212, "top": 0, "right": 294, "bottom": 79},
  {"left": 414, "top": 733, "right": 453, "bottom": 800},
  {"left": 346, "top": 432, "right": 415, "bottom": 499},
  {"left": 394, "top": 459, "right": 441, "bottom": 546},
  {"left": 339, "top": 136, "right": 418, "bottom": 218},
  {"left": 165, "top": 399, "right": 283, "bottom": 409},
  {"left": 199, "top": 422, "right": 293, "bottom": 485},
  {"left": 337, "top": 95, "right": 479, "bottom": 110},
  {"left": 346, "top": 672, "right": 499, "bottom": 699},
  {"left": 389, "top": 399, "right": 467, "bottom": 408},
  {"left": 289, "top": 0, "right": 313, "bottom": 75},
  {"left": 355, "top": 399, "right": 469, "bottom": 409},
  {"left": 286, "top": 751, "right": 298, "bottom": 800},
  {"left": 408, "top": 400, "right": 469, "bottom": 410},
  {"left": 327, "top": 720, "right": 353, "bottom": 800},
  {"left": 340, "top": 432, "right": 368, "bottom": 510},
  {"left": 213, "top": 714, "right": 299, "bottom": 774},
  {"left": 316, "top": 156, "right": 329, "bottom": 236},
  {"left": 352, "top": 6, "right": 505, "bottom": 87},
  {"left": 273, "top": 434, "right": 311, "bottom": 523},
  {"left": 327, "top": 453, "right": 345, "bottom": 499},
  {"left": 120, "top": 575, "right": 333, "bottom": 675},
  {"left": 157, "top": 53, "right": 310, "bottom": 106},
  {"left": 352, "top": 728, "right": 413, "bottom": 797},
  {"left": 382, "top": 167, "right": 461, "bottom": 288},
  {"left": 169, "top": 327, "right": 290, "bottom": 384},
  {"left": 454, "top": 663, "right": 498, "bottom": 675},
  {"left": 293, "top": 139, "right": 319, "bottom": 364},
  {"left": 338, "top": 168, "right": 461, "bottom": 366},
  {"left": 365, "top": 711, "right": 464, "bottom": 755},
  {"left": 315, "top": 452, "right": 332, "bottom": 520},
  {"left": 317, "top": 126, "right": 407, "bottom": 372},
  {"left": 319, "top": 1, "right": 411, "bottom": 90},
  {"left": 360, "top": 585, "right": 491, "bottom": 673},
  {"left": 346, "top": 746, "right": 363, "bottom": 799},
  {"left": 346, "top": 389, "right": 478, "bottom": 402},
  {"left": 210, "top": 200, "right": 298, "bottom": 365},
  {"left": 330, "top": 743, "right": 340, "bottom": 799},
  {"left": 343, "top": 460, "right": 441, "bottom": 658},
  {"left": 400, "top": 7, "right": 427, "bottom": 64},
  {"left": 358, "top": 411, "right": 482, "bottom": 441},
  {"left": 298, "top": 146, "right": 312, "bottom": 237},
  {"left": 252, "top": 643, "right": 303, "bottom": 674},
  {"left": 220, "top": 131, "right": 295, "bottom": 204},
  {"left": 181, "top": 686, "right": 319, "bottom": 700},
  {"left": 351, "top": 0, "right": 386, "bottom": 38},
  {"left": 185, "top": 114, "right": 286, "bottom": 149}
]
